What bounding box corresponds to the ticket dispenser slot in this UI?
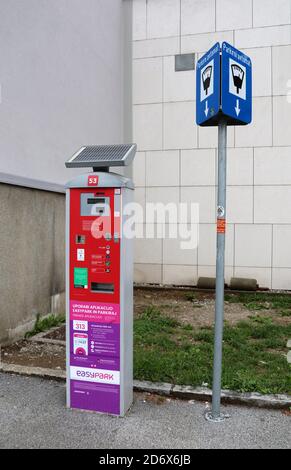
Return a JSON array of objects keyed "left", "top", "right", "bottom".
[
  {"left": 66, "top": 143, "right": 136, "bottom": 417},
  {"left": 91, "top": 282, "right": 114, "bottom": 293}
]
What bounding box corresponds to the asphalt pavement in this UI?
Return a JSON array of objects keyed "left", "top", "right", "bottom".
[{"left": 0, "top": 373, "right": 289, "bottom": 449}]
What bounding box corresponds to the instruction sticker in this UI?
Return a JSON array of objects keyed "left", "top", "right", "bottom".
[
  {"left": 217, "top": 219, "right": 226, "bottom": 234},
  {"left": 77, "top": 248, "right": 85, "bottom": 261}
]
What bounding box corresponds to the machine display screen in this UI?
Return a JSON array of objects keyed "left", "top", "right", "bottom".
[
  {"left": 80, "top": 194, "right": 110, "bottom": 216},
  {"left": 87, "top": 198, "right": 106, "bottom": 205}
]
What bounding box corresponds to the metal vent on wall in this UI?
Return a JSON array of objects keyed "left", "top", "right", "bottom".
[{"left": 66, "top": 144, "right": 137, "bottom": 170}]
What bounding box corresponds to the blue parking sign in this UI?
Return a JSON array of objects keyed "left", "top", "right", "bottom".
[
  {"left": 196, "top": 42, "right": 252, "bottom": 127},
  {"left": 221, "top": 42, "right": 252, "bottom": 125},
  {"left": 196, "top": 43, "right": 220, "bottom": 126}
]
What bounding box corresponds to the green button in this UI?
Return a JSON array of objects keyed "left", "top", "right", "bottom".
[{"left": 74, "top": 268, "right": 88, "bottom": 287}]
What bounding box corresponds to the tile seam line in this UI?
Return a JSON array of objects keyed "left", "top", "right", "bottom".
[
  {"left": 138, "top": 147, "right": 291, "bottom": 152},
  {"left": 133, "top": 95, "right": 286, "bottom": 105},
  {"left": 133, "top": 222, "right": 291, "bottom": 225},
  {"left": 137, "top": 184, "right": 291, "bottom": 188},
  {"left": 133, "top": 50, "right": 288, "bottom": 60},
  {"left": 137, "top": 146, "right": 291, "bottom": 151},
  {"left": 133, "top": 224, "right": 286, "bottom": 227},
  {"left": 133, "top": 42, "right": 290, "bottom": 53},
  {"left": 134, "top": 263, "right": 278, "bottom": 269},
  {"left": 133, "top": 23, "right": 291, "bottom": 44}
]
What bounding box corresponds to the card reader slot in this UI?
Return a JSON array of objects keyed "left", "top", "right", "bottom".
[{"left": 91, "top": 282, "right": 114, "bottom": 294}]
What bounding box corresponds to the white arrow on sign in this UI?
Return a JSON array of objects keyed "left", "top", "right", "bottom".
[
  {"left": 204, "top": 100, "right": 209, "bottom": 117},
  {"left": 235, "top": 99, "right": 241, "bottom": 116}
]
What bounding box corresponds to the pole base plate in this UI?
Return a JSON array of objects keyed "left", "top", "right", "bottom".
[{"left": 205, "top": 410, "right": 230, "bottom": 423}]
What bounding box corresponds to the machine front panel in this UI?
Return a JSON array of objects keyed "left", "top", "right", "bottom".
[{"left": 68, "top": 187, "right": 121, "bottom": 415}]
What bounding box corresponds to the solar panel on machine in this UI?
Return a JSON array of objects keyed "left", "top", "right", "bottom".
[{"left": 65, "top": 144, "right": 137, "bottom": 169}]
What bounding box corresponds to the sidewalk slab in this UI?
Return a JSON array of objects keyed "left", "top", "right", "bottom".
[{"left": 1, "top": 372, "right": 290, "bottom": 449}]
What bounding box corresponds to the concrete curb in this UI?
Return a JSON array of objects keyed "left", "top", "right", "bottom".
[
  {"left": 0, "top": 363, "right": 66, "bottom": 381},
  {"left": 134, "top": 380, "right": 173, "bottom": 396},
  {"left": 1, "top": 363, "right": 290, "bottom": 410},
  {"left": 170, "top": 385, "right": 291, "bottom": 409},
  {"left": 27, "top": 327, "right": 66, "bottom": 346},
  {"left": 28, "top": 337, "right": 66, "bottom": 346}
]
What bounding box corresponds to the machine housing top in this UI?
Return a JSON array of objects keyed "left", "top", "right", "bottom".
[{"left": 65, "top": 171, "right": 134, "bottom": 190}]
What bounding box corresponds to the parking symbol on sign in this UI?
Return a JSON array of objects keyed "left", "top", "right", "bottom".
[
  {"left": 229, "top": 59, "right": 246, "bottom": 100},
  {"left": 201, "top": 60, "right": 214, "bottom": 101}
]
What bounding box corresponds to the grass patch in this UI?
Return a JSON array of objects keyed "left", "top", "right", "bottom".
[
  {"left": 25, "top": 313, "right": 65, "bottom": 338},
  {"left": 184, "top": 292, "right": 204, "bottom": 308},
  {"left": 225, "top": 292, "right": 291, "bottom": 312},
  {"left": 184, "top": 292, "right": 197, "bottom": 302},
  {"left": 134, "top": 308, "right": 291, "bottom": 394},
  {"left": 280, "top": 310, "right": 291, "bottom": 318}
]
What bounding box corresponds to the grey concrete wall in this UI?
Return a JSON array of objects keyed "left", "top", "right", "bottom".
[
  {"left": 123, "top": 0, "right": 134, "bottom": 179},
  {"left": 0, "top": 183, "right": 65, "bottom": 344},
  {"left": 0, "top": 0, "right": 125, "bottom": 184}
]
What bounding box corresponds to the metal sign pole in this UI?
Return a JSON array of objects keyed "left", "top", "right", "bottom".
[
  {"left": 197, "top": 42, "right": 252, "bottom": 423},
  {"left": 206, "top": 118, "right": 228, "bottom": 423}
]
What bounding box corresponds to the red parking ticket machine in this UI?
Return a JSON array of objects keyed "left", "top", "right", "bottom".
[{"left": 65, "top": 145, "right": 136, "bottom": 416}]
